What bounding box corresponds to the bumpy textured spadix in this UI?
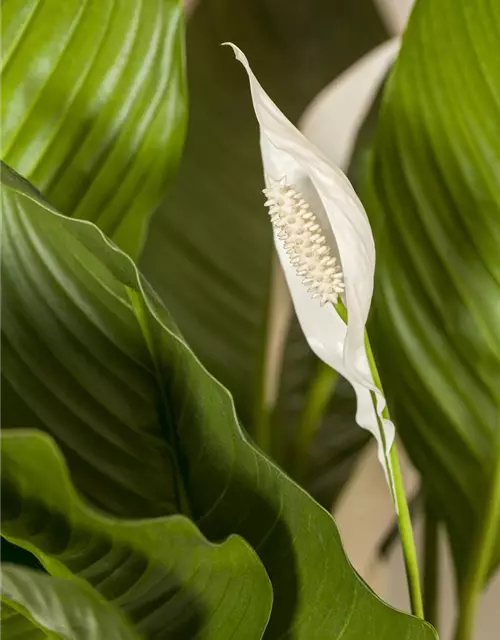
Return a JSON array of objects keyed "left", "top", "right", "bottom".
[{"left": 263, "top": 177, "right": 345, "bottom": 305}]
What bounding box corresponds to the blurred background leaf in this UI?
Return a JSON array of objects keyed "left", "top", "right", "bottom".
[
  {"left": 1, "top": 0, "right": 186, "bottom": 258},
  {"left": 363, "top": 0, "right": 500, "bottom": 616}
]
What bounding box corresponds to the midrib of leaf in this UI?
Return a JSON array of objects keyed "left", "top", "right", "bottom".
[
  {"left": 2, "top": 182, "right": 182, "bottom": 518},
  {"left": 127, "top": 287, "right": 193, "bottom": 518}
]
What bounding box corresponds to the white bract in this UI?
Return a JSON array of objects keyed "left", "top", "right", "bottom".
[
  {"left": 300, "top": 38, "right": 400, "bottom": 170},
  {"left": 374, "top": 0, "right": 415, "bottom": 35},
  {"left": 225, "top": 43, "right": 396, "bottom": 489}
]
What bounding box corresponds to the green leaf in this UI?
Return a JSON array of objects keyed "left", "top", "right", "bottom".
[
  {"left": 140, "top": 0, "right": 389, "bottom": 430},
  {"left": 1, "top": 164, "right": 436, "bottom": 638},
  {"left": 1, "top": 564, "right": 140, "bottom": 639},
  {"left": 1, "top": 0, "right": 186, "bottom": 259},
  {"left": 2, "top": 431, "right": 271, "bottom": 640},
  {"left": 364, "top": 0, "right": 500, "bottom": 594},
  {"left": 2, "top": 602, "right": 46, "bottom": 640}
]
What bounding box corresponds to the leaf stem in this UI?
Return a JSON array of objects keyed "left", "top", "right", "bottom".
[
  {"left": 291, "top": 362, "right": 338, "bottom": 483},
  {"left": 334, "top": 300, "right": 423, "bottom": 618},
  {"left": 423, "top": 499, "right": 439, "bottom": 629},
  {"left": 454, "top": 413, "right": 500, "bottom": 640}
]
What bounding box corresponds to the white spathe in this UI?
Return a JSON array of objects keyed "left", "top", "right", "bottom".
[
  {"left": 374, "top": 0, "right": 415, "bottom": 35},
  {"left": 225, "top": 43, "right": 395, "bottom": 489},
  {"left": 300, "top": 38, "right": 400, "bottom": 171}
]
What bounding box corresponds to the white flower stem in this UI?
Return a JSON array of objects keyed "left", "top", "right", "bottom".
[{"left": 335, "top": 300, "right": 424, "bottom": 619}]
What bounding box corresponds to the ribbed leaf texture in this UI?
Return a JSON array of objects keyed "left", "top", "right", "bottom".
[
  {"left": 1, "top": 0, "right": 186, "bottom": 258},
  {"left": 365, "top": 0, "right": 500, "bottom": 588},
  {"left": 1, "top": 164, "right": 437, "bottom": 639}
]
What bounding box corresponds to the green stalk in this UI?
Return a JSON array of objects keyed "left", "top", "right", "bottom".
[
  {"left": 388, "top": 445, "right": 424, "bottom": 618},
  {"left": 423, "top": 500, "right": 439, "bottom": 629},
  {"left": 335, "top": 300, "right": 424, "bottom": 618},
  {"left": 291, "top": 362, "right": 338, "bottom": 483},
  {"left": 454, "top": 418, "right": 500, "bottom": 640}
]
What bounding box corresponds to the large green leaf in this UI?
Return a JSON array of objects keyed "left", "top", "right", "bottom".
[
  {"left": 1, "top": 431, "right": 271, "bottom": 640},
  {"left": 1, "top": 563, "right": 140, "bottom": 639},
  {"left": 140, "top": 0, "right": 389, "bottom": 430},
  {"left": 1, "top": 164, "right": 436, "bottom": 639},
  {"left": 1, "top": 0, "right": 186, "bottom": 258},
  {"left": 364, "top": 0, "right": 500, "bottom": 593}
]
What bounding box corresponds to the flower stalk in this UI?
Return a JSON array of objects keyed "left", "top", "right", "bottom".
[
  {"left": 228, "top": 42, "right": 424, "bottom": 620},
  {"left": 335, "top": 299, "right": 424, "bottom": 618}
]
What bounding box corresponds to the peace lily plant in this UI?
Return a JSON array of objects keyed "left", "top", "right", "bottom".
[
  {"left": 225, "top": 42, "right": 423, "bottom": 618},
  {"left": 2, "top": 1, "right": 500, "bottom": 639}
]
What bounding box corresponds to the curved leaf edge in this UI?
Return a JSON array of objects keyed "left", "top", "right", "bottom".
[
  {"left": 1, "top": 563, "right": 141, "bottom": 640},
  {"left": 2, "top": 165, "right": 438, "bottom": 638}
]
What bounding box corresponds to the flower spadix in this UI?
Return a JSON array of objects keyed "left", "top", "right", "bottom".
[
  {"left": 263, "top": 177, "right": 345, "bottom": 306},
  {"left": 226, "top": 43, "right": 396, "bottom": 487}
]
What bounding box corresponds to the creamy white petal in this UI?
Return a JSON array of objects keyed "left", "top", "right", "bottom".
[
  {"left": 300, "top": 39, "right": 400, "bottom": 170},
  {"left": 225, "top": 43, "right": 396, "bottom": 488},
  {"left": 374, "top": 0, "right": 415, "bottom": 35}
]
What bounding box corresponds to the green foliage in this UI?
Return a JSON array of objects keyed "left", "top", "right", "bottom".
[
  {"left": 2, "top": 431, "right": 271, "bottom": 639},
  {"left": 365, "top": 0, "right": 500, "bottom": 598},
  {"left": 1, "top": 0, "right": 186, "bottom": 258},
  {"left": 1, "top": 164, "right": 436, "bottom": 639},
  {"left": 2, "top": 564, "right": 141, "bottom": 639}
]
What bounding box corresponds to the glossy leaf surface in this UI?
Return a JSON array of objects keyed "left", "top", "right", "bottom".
[
  {"left": 1, "top": 164, "right": 436, "bottom": 638},
  {"left": 1, "top": 563, "right": 140, "bottom": 640},
  {"left": 1, "top": 0, "right": 186, "bottom": 258},
  {"left": 365, "top": 0, "right": 500, "bottom": 588}
]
